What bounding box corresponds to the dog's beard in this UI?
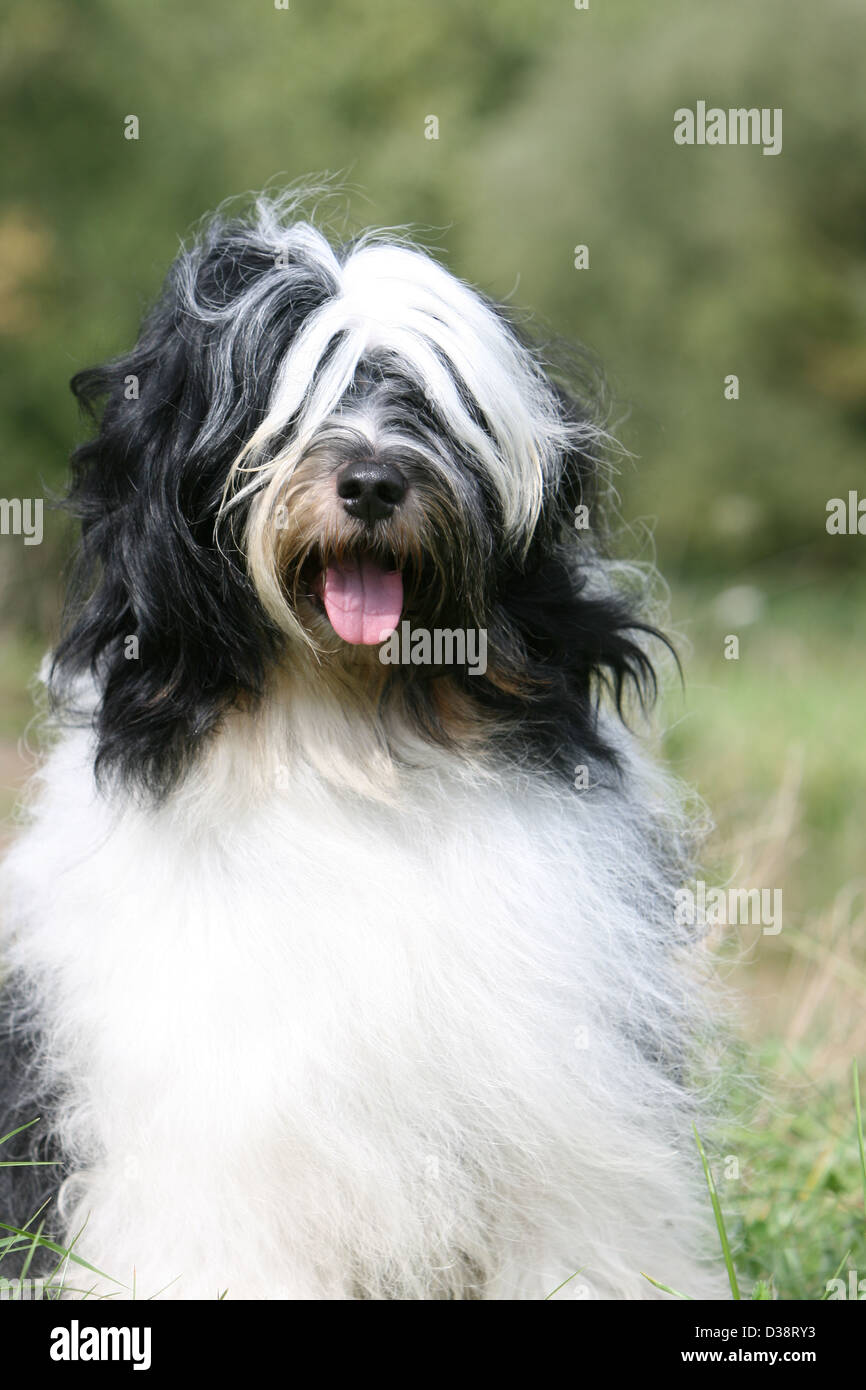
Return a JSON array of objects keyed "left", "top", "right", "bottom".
[{"left": 240, "top": 443, "right": 484, "bottom": 658}]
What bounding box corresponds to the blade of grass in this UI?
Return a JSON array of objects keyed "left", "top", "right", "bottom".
[
  {"left": 0, "top": 1160, "right": 60, "bottom": 1168},
  {"left": 17, "top": 1218, "right": 45, "bottom": 1282},
  {"left": 820, "top": 1249, "right": 852, "bottom": 1299},
  {"left": 641, "top": 1271, "right": 693, "bottom": 1299},
  {"left": 694, "top": 1124, "right": 740, "bottom": 1300},
  {"left": 0, "top": 1119, "right": 41, "bottom": 1146},
  {"left": 0, "top": 1221, "right": 123, "bottom": 1284},
  {"left": 854, "top": 1059, "right": 866, "bottom": 1219},
  {"left": 543, "top": 1266, "right": 587, "bottom": 1300},
  {"left": 147, "top": 1274, "right": 183, "bottom": 1300}
]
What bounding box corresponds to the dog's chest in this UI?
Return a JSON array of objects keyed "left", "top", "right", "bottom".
[
  {"left": 1, "top": 740, "right": 702, "bottom": 1298},
  {"left": 16, "top": 769, "right": 602, "bottom": 1136}
]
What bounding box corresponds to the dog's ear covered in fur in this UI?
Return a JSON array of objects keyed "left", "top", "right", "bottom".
[
  {"left": 470, "top": 367, "right": 667, "bottom": 773},
  {"left": 51, "top": 224, "right": 308, "bottom": 798}
]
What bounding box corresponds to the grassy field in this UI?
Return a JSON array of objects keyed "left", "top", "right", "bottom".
[
  {"left": 1, "top": 573, "right": 864, "bottom": 1298},
  {"left": 660, "top": 574, "right": 866, "bottom": 1299}
]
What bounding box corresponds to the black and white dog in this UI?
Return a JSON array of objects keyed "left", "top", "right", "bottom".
[{"left": 0, "top": 190, "right": 720, "bottom": 1299}]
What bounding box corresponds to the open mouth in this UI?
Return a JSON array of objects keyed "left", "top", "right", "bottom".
[{"left": 311, "top": 552, "right": 404, "bottom": 646}]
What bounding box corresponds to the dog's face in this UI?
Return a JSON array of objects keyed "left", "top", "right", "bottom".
[
  {"left": 54, "top": 192, "right": 659, "bottom": 796},
  {"left": 250, "top": 370, "right": 488, "bottom": 657},
  {"left": 209, "top": 226, "right": 581, "bottom": 666}
]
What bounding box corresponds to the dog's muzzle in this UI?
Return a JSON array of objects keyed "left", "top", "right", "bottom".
[{"left": 311, "top": 460, "right": 407, "bottom": 645}]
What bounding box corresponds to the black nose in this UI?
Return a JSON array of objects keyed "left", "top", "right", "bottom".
[{"left": 336, "top": 458, "right": 407, "bottom": 524}]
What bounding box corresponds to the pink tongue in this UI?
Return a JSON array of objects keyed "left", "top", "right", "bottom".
[{"left": 322, "top": 557, "right": 404, "bottom": 645}]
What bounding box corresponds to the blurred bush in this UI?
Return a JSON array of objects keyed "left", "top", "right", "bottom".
[{"left": 1, "top": 0, "right": 864, "bottom": 632}]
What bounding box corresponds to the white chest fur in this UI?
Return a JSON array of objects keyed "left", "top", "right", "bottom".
[{"left": 1, "top": 725, "right": 717, "bottom": 1299}]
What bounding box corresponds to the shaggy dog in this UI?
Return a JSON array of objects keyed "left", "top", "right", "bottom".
[{"left": 0, "top": 189, "right": 719, "bottom": 1300}]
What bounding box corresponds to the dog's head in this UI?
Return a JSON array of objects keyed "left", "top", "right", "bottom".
[{"left": 54, "top": 190, "right": 664, "bottom": 797}]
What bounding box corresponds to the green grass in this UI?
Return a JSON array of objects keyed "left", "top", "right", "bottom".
[
  {"left": 705, "top": 1057, "right": 866, "bottom": 1301},
  {"left": 0, "top": 1122, "right": 127, "bottom": 1300},
  {"left": 658, "top": 575, "right": 866, "bottom": 1299}
]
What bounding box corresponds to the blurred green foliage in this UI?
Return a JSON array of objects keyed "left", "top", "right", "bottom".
[
  {"left": 1, "top": 0, "right": 865, "bottom": 624},
  {"left": 663, "top": 577, "right": 866, "bottom": 921}
]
